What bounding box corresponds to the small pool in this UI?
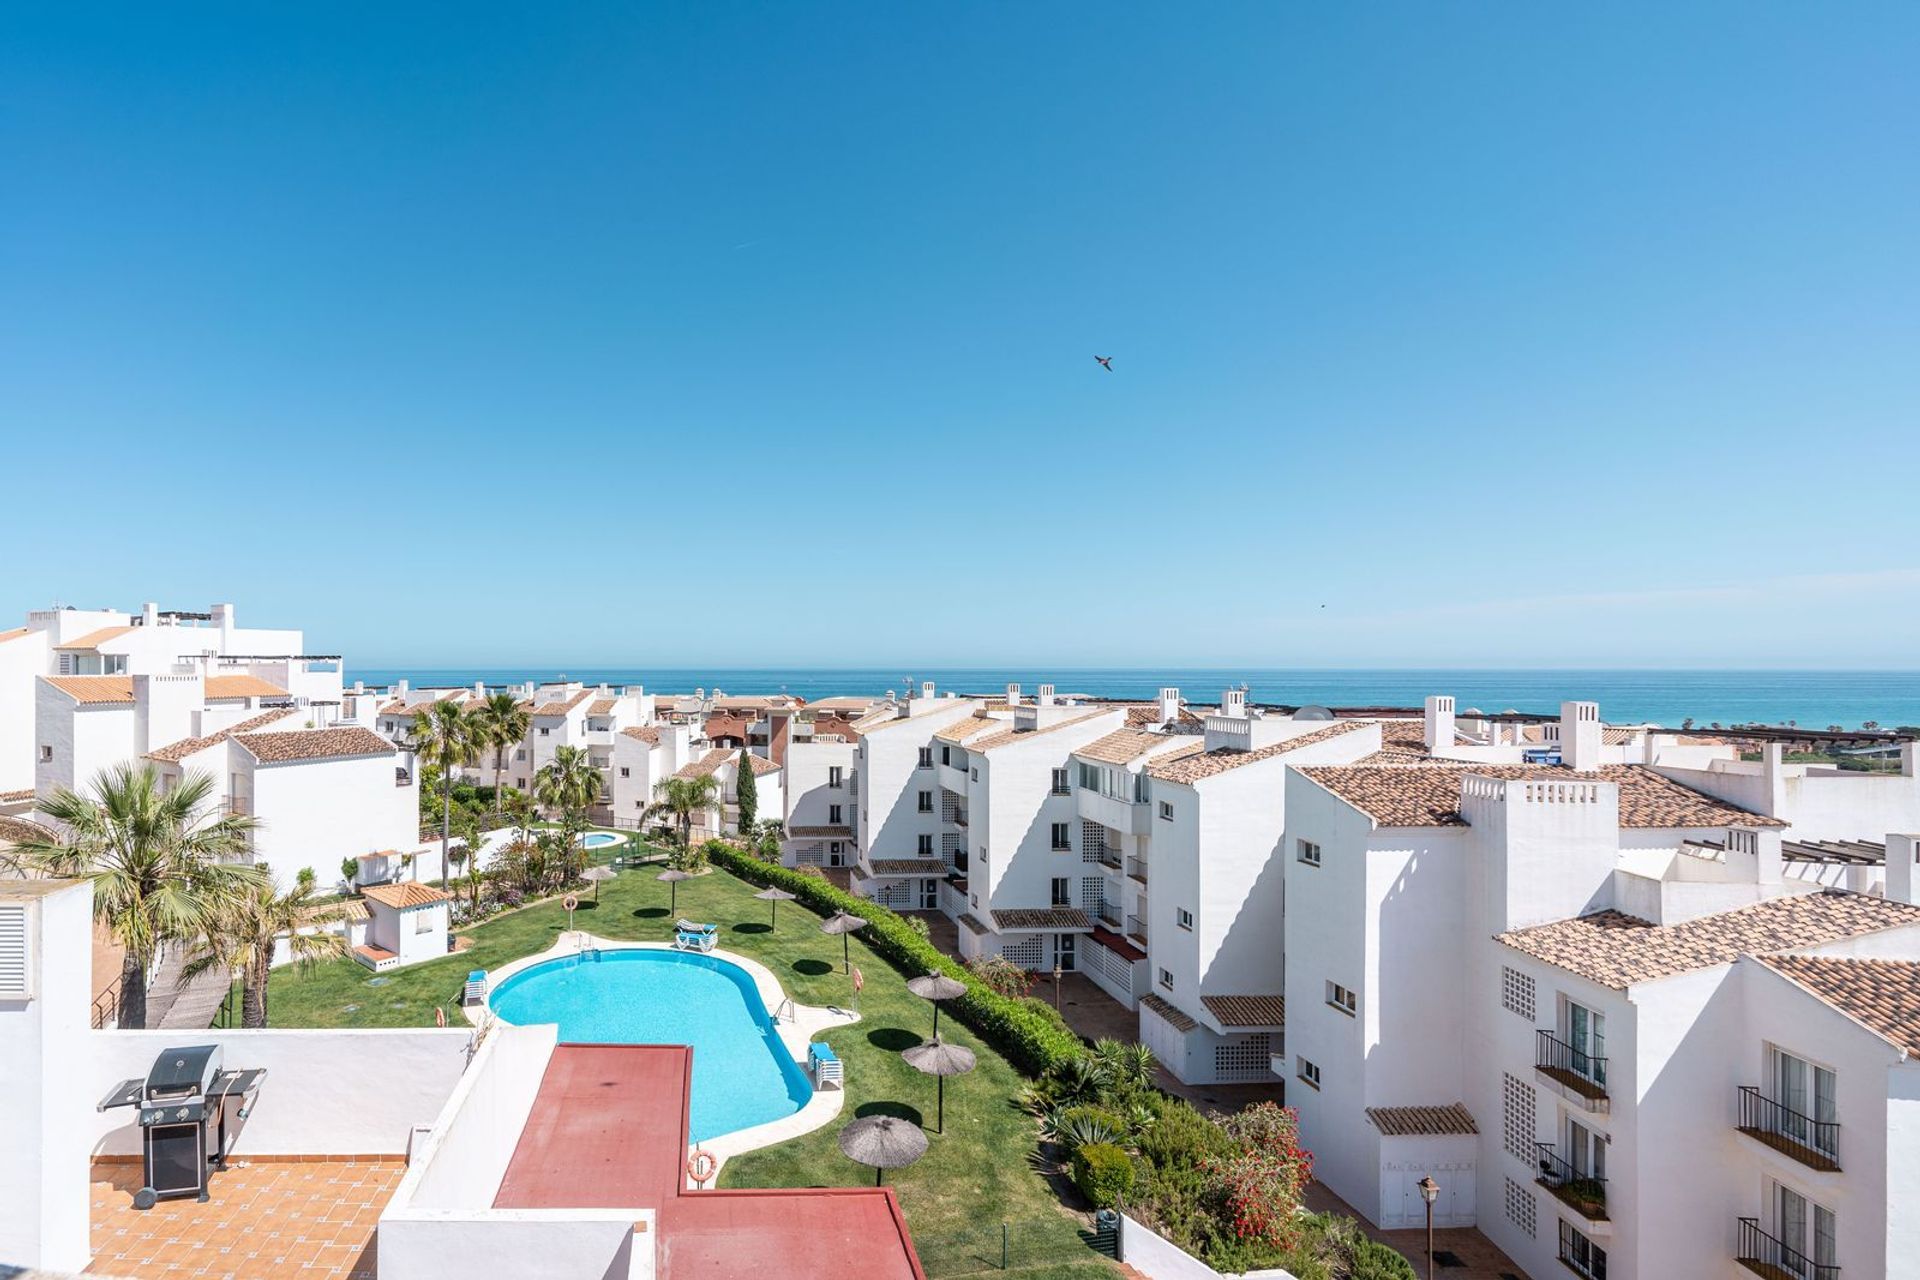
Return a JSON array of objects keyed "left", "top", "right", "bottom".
[
  {"left": 489, "top": 949, "right": 812, "bottom": 1141},
  {"left": 579, "top": 832, "right": 623, "bottom": 849}
]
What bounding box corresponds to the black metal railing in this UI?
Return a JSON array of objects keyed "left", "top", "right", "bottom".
[
  {"left": 1557, "top": 1219, "right": 1608, "bottom": 1279},
  {"left": 1737, "top": 1216, "right": 1838, "bottom": 1280},
  {"left": 90, "top": 978, "right": 121, "bottom": 1029},
  {"left": 1536, "top": 1143, "right": 1607, "bottom": 1219},
  {"left": 1738, "top": 1086, "right": 1840, "bottom": 1169},
  {"left": 1537, "top": 1029, "right": 1608, "bottom": 1096}
]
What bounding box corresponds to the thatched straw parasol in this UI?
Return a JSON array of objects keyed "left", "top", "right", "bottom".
[
  {"left": 581, "top": 865, "right": 616, "bottom": 902},
  {"left": 837, "top": 1114, "right": 929, "bottom": 1186},
  {"left": 657, "top": 867, "right": 694, "bottom": 913},
  {"left": 754, "top": 886, "right": 797, "bottom": 927},
  {"left": 901, "top": 1036, "right": 976, "bottom": 1134},
  {"left": 905, "top": 971, "right": 967, "bottom": 1037},
  {"left": 820, "top": 910, "right": 867, "bottom": 973}
]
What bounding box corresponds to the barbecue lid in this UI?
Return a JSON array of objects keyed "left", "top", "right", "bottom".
[{"left": 146, "top": 1044, "right": 222, "bottom": 1093}]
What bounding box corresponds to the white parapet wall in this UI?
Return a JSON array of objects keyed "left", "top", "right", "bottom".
[
  {"left": 87, "top": 1027, "right": 474, "bottom": 1158},
  {"left": 1119, "top": 1213, "right": 1296, "bottom": 1280},
  {"left": 403, "top": 1021, "right": 558, "bottom": 1209}
]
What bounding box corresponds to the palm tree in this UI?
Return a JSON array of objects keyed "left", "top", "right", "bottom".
[
  {"left": 473, "top": 690, "right": 530, "bottom": 808},
  {"left": 452, "top": 805, "right": 486, "bottom": 913},
  {"left": 182, "top": 868, "right": 347, "bottom": 1028},
  {"left": 535, "top": 745, "right": 603, "bottom": 884},
  {"left": 15, "top": 764, "right": 265, "bottom": 1028},
  {"left": 648, "top": 774, "right": 721, "bottom": 850},
  {"left": 411, "top": 701, "right": 480, "bottom": 894}
]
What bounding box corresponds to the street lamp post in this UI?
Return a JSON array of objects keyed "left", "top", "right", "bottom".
[
  {"left": 1052, "top": 964, "right": 1063, "bottom": 1012},
  {"left": 1417, "top": 1175, "right": 1439, "bottom": 1280}
]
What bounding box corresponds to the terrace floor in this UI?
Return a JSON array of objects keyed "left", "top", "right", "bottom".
[{"left": 87, "top": 1158, "right": 400, "bottom": 1280}]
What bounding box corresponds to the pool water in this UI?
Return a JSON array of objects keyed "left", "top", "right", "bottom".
[
  {"left": 580, "top": 832, "right": 621, "bottom": 849},
  {"left": 489, "top": 949, "right": 812, "bottom": 1141}
]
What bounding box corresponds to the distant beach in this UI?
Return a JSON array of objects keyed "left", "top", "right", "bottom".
[{"left": 345, "top": 667, "right": 1920, "bottom": 731}]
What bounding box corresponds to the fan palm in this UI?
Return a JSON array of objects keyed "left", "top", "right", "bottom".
[
  {"left": 15, "top": 764, "right": 266, "bottom": 1028},
  {"left": 647, "top": 773, "right": 721, "bottom": 849},
  {"left": 181, "top": 867, "right": 347, "bottom": 1027},
  {"left": 534, "top": 745, "right": 603, "bottom": 884},
  {"left": 411, "top": 701, "right": 480, "bottom": 888},
  {"left": 472, "top": 690, "right": 530, "bottom": 807}
]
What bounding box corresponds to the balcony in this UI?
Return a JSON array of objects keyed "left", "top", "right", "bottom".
[
  {"left": 1095, "top": 847, "right": 1123, "bottom": 871},
  {"left": 1736, "top": 1216, "right": 1838, "bottom": 1280},
  {"left": 1536, "top": 1030, "right": 1609, "bottom": 1110},
  {"left": 1737, "top": 1086, "right": 1840, "bottom": 1172},
  {"left": 1126, "top": 856, "right": 1149, "bottom": 885},
  {"left": 1096, "top": 907, "right": 1123, "bottom": 931},
  {"left": 1535, "top": 1143, "right": 1607, "bottom": 1222},
  {"left": 1556, "top": 1220, "right": 1608, "bottom": 1280},
  {"left": 1126, "top": 913, "right": 1148, "bottom": 946},
  {"left": 223, "top": 796, "right": 252, "bottom": 817}
]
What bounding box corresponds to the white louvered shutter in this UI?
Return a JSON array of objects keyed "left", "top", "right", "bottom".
[{"left": 0, "top": 902, "right": 31, "bottom": 998}]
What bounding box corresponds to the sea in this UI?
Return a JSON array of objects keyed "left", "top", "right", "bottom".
[{"left": 343, "top": 668, "right": 1920, "bottom": 732}]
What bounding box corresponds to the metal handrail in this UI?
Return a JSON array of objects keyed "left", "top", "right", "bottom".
[
  {"left": 1536, "top": 1142, "right": 1607, "bottom": 1217},
  {"left": 1537, "top": 1029, "right": 1608, "bottom": 1089},
  {"left": 90, "top": 978, "right": 121, "bottom": 1029},
  {"left": 1738, "top": 1086, "right": 1839, "bottom": 1163},
  {"left": 1738, "top": 1216, "right": 1838, "bottom": 1279}
]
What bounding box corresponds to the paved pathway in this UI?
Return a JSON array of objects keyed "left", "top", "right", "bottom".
[
  {"left": 1304, "top": 1182, "right": 1528, "bottom": 1280},
  {"left": 143, "top": 953, "right": 233, "bottom": 1030}
]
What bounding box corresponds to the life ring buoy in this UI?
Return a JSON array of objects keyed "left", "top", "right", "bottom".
[
  {"left": 563, "top": 894, "right": 579, "bottom": 912},
  {"left": 687, "top": 1149, "right": 717, "bottom": 1186}
]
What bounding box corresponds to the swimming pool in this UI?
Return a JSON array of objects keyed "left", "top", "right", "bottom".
[
  {"left": 489, "top": 949, "right": 812, "bottom": 1141},
  {"left": 579, "top": 831, "right": 623, "bottom": 849}
]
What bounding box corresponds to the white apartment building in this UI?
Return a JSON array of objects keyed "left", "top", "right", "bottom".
[
  {"left": 0, "top": 601, "right": 343, "bottom": 793},
  {"left": 608, "top": 722, "right": 699, "bottom": 827},
  {"left": 1275, "top": 698, "right": 1920, "bottom": 1280},
  {"left": 781, "top": 714, "right": 864, "bottom": 869}
]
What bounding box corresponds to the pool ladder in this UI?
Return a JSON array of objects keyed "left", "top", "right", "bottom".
[{"left": 774, "top": 997, "right": 795, "bottom": 1023}]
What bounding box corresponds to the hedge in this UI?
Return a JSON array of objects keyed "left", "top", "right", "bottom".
[
  {"left": 1070, "top": 1141, "right": 1135, "bottom": 1209},
  {"left": 705, "top": 843, "right": 1085, "bottom": 1075}
]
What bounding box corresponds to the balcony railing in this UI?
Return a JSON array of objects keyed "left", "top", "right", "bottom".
[
  {"left": 1097, "top": 907, "right": 1123, "bottom": 930},
  {"left": 1537, "top": 1030, "right": 1608, "bottom": 1102},
  {"left": 1737, "top": 1216, "right": 1838, "bottom": 1280},
  {"left": 1126, "top": 856, "right": 1149, "bottom": 884},
  {"left": 1127, "top": 913, "right": 1148, "bottom": 945},
  {"left": 1737, "top": 1086, "right": 1840, "bottom": 1171},
  {"left": 1557, "top": 1220, "right": 1608, "bottom": 1280},
  {"left": 1535, "top": 1143, "right": 1607, "bottom": 1221},
  {"left": 1097, "top": 849, "right": 1123, "bottom": 870}
]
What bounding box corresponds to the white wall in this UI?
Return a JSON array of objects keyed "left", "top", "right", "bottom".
[
  {"left": 379, "top": 1211, "right": 643, "bottom": 1280},
  {"left": 249, "top": 749, "right": 417, "bottom": 889},
  {"left": 1119, "top": 1212, "right": 1295, "bottom": 1280},
  {"left": 404, "top": 1022, "right": 557, "bottom": 1209},
  {"left": 0, "top": 631, "right": 49, "bottom": 792}
]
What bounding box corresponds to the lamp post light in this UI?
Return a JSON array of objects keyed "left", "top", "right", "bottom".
[
  {"left": 1416, "top": 1175, "right": 1439, "bottom": 1280},
  {"left": 1052, "top": 963, "right": 1063, "bottom": 1012}
]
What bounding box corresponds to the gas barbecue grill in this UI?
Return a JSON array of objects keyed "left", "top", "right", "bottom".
[{"left": 98, "top": 1044, "right": 266, "bottom": 1208}]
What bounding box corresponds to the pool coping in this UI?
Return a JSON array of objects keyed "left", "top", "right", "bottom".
[{"left": 467, "top": 931, "right": 860, "bottom": 1182}]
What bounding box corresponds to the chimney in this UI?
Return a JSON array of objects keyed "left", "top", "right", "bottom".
[
  {"left": 921, "top": 680, "right": 936, "bottom": 701},
  {"left": 353, "top": 680, "right": 365, "bottom": 694},
  {"left": 1221, "top": 687, "right": 1247, "bottom": 719},
  {"left": 141, "top": 601, "right": 159, "bottom": 626},
  {"left": 1005, "top": 683, "right": 1022, "bottom": 707},
  {"left": 1424, "top": 695, "right": 1456, "bottom": 752},
  {"left": 396, "top": 679, "right": 410, "bottom": 696},
  {"left": 1887, "top": 834, "right": 1920, "bottom": 905},
  {"left": 1037, "top": 684, "right": 1055, "bottom": 708},
  {"left": 1159, "top": 687, "right": 1180, "bottom": 726},
  {"left": 474, "top": 680, "right": 486, "bottom": 696},
  {"left": 1904, "top": 741, "right": 1918, "bottom": 778},
  {"left": 1561, "top": 701, "right": 1601, "bottom": 771}
]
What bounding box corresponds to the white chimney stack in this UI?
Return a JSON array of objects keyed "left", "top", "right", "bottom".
[
  {"left": 1424, "top": 695, "right": 1456, "bottom": 752},
  {"left": 1222, "top": 688, "right": 1247, "bottom": 719},
  {"left": 921, "top": 680, "right": 937, "bottom": 701},
  {"left": 1037, "top": 684, "right": 1055, "bottom": 707},
  {"left": 141, "top": 601, "right": 159, "bottom": 625},
  {"left": 1887, "top": 834, "right": 1919, "bottom": 905},
  {"left": 1006, "top": 683, "right": 1022, "bottom": 706},
  {"left": 396, "top": 679, "right": 410, "bottom": 696},
  {"left": 1561, "top": 701, "right": 1601, "bottom": 771},
  {"left": 1159, "top": 687, "right": 1180, "bottom": 726}
]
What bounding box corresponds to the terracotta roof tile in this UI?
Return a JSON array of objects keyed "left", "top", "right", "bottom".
[
  {"left": 360, "top": 881, "right": 453, "bottom": 909},
  {"left": 1148, "top": 720, "right": 1371, "bottom": 785},
  {"left": 745, "top": 753, "right": 780, "bottom": 776},
  {"left": 1366, "top": 1103, "right": 1477, "bottom": 1137},
  {"left": 587, "top": 699, "right": 618, "bottom": 716},
  {"left": 1140, "top": 993, "right": 1197, "bottom": 1032},
  {"left": 869, "top": 858, "right": 945, "bottom": 876},
  {"left": 674, "top": 748, "right": 732, "bottom": 780},
  {"left": 234, "top": 727, "right": 398, "bottom": 763},
  {"left": 1125, "top": 704, "right": 1206, "bottom": 731},
  {"left": 1200, "top": 994, "right": 1287, "bottom": 1028},
  {"left": 532, "top": 690, "right": 594, "bottom": 718},
  {"left": 990, "top": 907, "right": 1091, "bottom": 930},
  {"left": 42, "top": 675, "right": 134, "bottom": 704},
  {"left": 203, "top": 674, "right": 291, "bottom": 700},
  {"left": 54, "top": 625, "right": 135, "bottom": 651},
  {"left": 1497, "top": 890, "right": 1920, "bottom": 989},
  {"left": 147, "top": 708, "right": 302, "bottom": 762},
  {"left": 788, "top": 825, "right": 852, "bottom": 838},
  {"left": 970, "top": 709, "right": 1114, "bottom": 754},
  {"left": 1757, "top": 954, "right": 1920, "bottom": 1056},
  {"left": 0, "top": 787, "right": 38, "bottom": 803},
  {"left": 956, "top": 913, "right": 989, "bottom": 936},
  {"left": 354, "top": 943, "right": 397, "bottom": 963},
  {"left": 933, "top": 715, "right": 1003, "bottom": 745},
  {"left": 0, "top": 815, "right": 54, "bottom": 846},
  {"left": 0, "top": 627, "right": 30, "bottom": 645},
  {"left": 1074, "top": 728, "right": 1192, "bottom": 766},
  {"left": 621, "top": 726, "right": 663, "bottom": 745},
  {"left": 1298, "top": 763, "right": 1787, "bottom": 829}
]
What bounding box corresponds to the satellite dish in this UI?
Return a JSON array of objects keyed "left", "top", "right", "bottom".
[{"left": 1296, "top": 705, "right": 1335, "bottom": 721}]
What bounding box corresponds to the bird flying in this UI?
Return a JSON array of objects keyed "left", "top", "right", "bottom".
[{"left": 1094, "top": 356, "right": 1113, "bottom": 371}]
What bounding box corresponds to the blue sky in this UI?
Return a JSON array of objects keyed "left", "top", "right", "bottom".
[{"left": 3, "top": 4, "right": 1916, "bottom": 668}]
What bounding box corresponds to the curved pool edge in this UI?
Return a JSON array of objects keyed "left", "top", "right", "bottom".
[{"left": 467, "top": 932, "right": 859, "bottom": 1179}]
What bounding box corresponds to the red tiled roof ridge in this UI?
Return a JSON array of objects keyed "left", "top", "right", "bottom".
[{"left": 1148, "top": 719, "right": 1372, "bottom": 785}]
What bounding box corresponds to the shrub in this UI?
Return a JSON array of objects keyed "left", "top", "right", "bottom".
[
  {"left": 1348, "top": 1238, "right": 1419, "bottom": 1280},
  {"left": 1050, "top": 1104, "right": 1125, "bottom": 1152},
  {"left": 901, "top": 914, "right": 931, "bottom": 940},
  {"left": 967, "top": 954, "right": 1033, "bottom": 999},
  {"left": 1070, "top": 1142, "right": 1134, "bottom": 1209}
]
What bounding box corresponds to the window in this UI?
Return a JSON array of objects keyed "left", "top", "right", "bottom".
[
  {"left": 1774, "top": 1184, "right": 1837, "bottom": 1275},
  {"left": 38, "top": 745, "right": 52, "bottom": 763},
  {"left": 1077, "top": 762, "right": 1100, "bottom": 790},
  {"left": 1565, "top": 1115, "right": 1606, "bottom": 1184},
  {"left": 940, "top": 746, "right": 950, "bottom": 766},
  {"left": 1502, "top": 966, "right": 1536, "bottom": 1021},
  {"left": 918, "top": 747, "right": 933, "bottom": 768},
  {"left": 1562, "top": 998, "right": 1607, "bottom": 1087},
  {"left": 1050, "top": 768, "right": 1070, "bottom": 796},
  {"left": 917, "top": 791, "right": 933, "bottom": 813},
  {"left": 1503, "top": 1177, "right": 1536, "bottom": 1239},
  {"left": 1176, "top": 908, "right": 1194, "bottom": 931},
  {"left": 917, "top": 834, "right": 933, "bottom": 857},
  {"left": 1157, "top": 967, "right": 1174, "bottom": 991},
  {"left": 1296, "top": 839, "right": 1321, "bottom": 867},
  {"left": 828, "top": 766, "right": 844, "bottom": 788},
  {"left": 1770, "top": 1046, "right": 1839, "bottom": 1158},
  {"left": 1158, "top": 800, "right": 1173, "bottom": 821},
  {"left": 635, "top": 800, "right": 644, "bottom": 810},
  {"left": 1557, "top": 1221, "right": 1607, "bottom": 1280},
  {"left": 1051, "top": 877, "right": 1070, "bottom": 906},
  {"left": 970, "top": 767, "right": 979, "bottom": 782},
  {"left": 1296, "top": 1057, "right": 1322, "bottom": 1090},
  {"left": 619, "top": 767, "right": 630, "bottom": 778},
  {"left": 1050, "top": 822, "right": 1071, "bottom": 851},
  {"left": 970, "top": 893, "right": 978, "bottom": 909},
  {"left": 1326, "top": 981, "right": 1357, "bottom": 1016},
  {"left": 414, "top": 910, "right": 433, "bottom": 935},
  {"left": 829, "top": 804, "right": 843, "bottom": 824},
  {"left": 1502, "top": 1073, "right": 1536, "bottom": 1161},
  {"left": 516, "top": 748, "right": 527, "bottom": 761},
  {"left": 539, "top": 727, "right": 550, "bottom": 736},
  {"left": 830, "top": 841, "right": 843, "bottom": 855}
]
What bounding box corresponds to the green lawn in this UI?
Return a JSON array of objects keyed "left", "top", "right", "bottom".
[{"left": 266, "top": 862, "right": 1113, "bottom": 1277}]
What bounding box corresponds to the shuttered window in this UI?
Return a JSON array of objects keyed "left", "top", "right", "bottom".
[{"left": 0, "top": 903, "right": 32, "bottom": 999}]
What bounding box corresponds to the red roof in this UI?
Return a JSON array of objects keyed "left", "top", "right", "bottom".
[{"left": 496, "top": 1044, "right": 924, "bottom": 1280}]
